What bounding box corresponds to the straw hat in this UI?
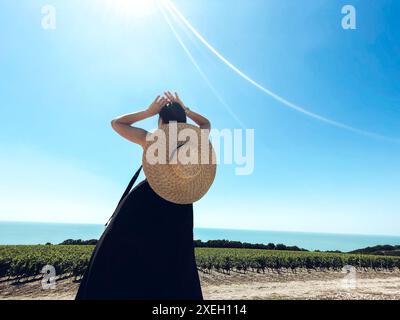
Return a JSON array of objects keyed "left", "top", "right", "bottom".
[{"left": 142, "top": 122, "right": 216, "bottom": 204}]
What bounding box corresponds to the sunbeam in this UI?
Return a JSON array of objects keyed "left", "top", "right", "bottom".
[
  {"left": 160, "top": 0, "right": 399, "bottom": 142},
  {"left": 156, "top": 1, "right": 247, "bottom": 129}
]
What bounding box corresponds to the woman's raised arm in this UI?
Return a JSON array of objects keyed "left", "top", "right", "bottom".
[{"left": 111, "top": 96, "right": 168, "bottom": 148}]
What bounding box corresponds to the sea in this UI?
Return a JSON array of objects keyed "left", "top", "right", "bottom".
[{"left": 1, "top": 221, "right": 400, "bottom": 252}]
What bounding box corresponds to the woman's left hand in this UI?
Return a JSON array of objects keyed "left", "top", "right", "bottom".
[
  {"left": 147, "top": 95, "right": 169, "bottom": 116},
  {"left": 164, "top": 91, "right": 189, "bottom": 112}
]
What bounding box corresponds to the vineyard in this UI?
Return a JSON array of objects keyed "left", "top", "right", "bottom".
[
  {"left": 0, "top": 245, "right": 92, "bottom": 281},
  {"left": 195, "top": 248, "right": 400, "bottom": 274},
  {"left": 1, "top": 245, "right": 400, "bottom": 281}
]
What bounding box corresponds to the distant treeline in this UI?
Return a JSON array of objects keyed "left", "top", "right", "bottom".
[
  {"left": 58, "top": 239, "right": 308, "bottom": 251},
  {"left": 59, "top": 239, "right": 98, "bottom": 245},
  {"left": 350, "top": 245, "right": 400, "bottom": 256},
  {"left": 193, "top": 240, "right": 308, "bottom": 251}
]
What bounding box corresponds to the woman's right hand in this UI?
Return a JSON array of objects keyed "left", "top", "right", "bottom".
[{"left": 146, "top": 95, "right": 168, "bottom": 116}]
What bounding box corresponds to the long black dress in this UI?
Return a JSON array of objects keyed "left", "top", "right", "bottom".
[{"left": 75, "top": 167, "right": 203, "bottom": 300}]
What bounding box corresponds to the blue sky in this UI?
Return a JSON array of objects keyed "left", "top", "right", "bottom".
[{"left": 0, "top": 0, "right": 399, "bottom": 235}]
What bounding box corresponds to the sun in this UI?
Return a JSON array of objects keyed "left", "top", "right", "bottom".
[{"left": 107, "top": 0, "right": 157, "bottom": 18}]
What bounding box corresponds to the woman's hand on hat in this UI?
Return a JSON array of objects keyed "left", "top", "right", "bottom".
[
  {"left": 162, "top": 91, "right": 210, "bottom": 130},
  {"left": 147, "top": 95, "right": 168, "bottom": 116},
  {"left": 164, "top": 91, "right": 189, "bottom": 112}
]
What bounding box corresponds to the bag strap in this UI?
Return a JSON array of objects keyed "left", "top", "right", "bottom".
[{"left": 105, "top": 166, "right": 142, "bottom": 227}]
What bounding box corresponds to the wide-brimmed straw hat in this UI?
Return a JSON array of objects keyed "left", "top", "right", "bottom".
[{"left": 142, "top": 122, "right": 216, "bottom": 204}]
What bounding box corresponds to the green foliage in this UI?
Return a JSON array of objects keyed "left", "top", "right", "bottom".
[
  {"left": 194, "top": 248, "right": 400, "bottom": 274},
  {"left": 193, "top": 240, "right": 307, "bottom": 251},
  {"left": 59, "top": 239, "right": 99, "bottom": 246},
  {"left": 350, "top": 245, "right": 400, "bottom": 256},
  {"left": 1, "top": 246, "right": 400, "bottom": 280},
  {"left": 0, "top": 245, "right": 94, "bottom": 279}
]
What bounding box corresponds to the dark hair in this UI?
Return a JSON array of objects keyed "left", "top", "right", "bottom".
[{"left": 159, "top": 102, "right": 187, "bottom": 124}]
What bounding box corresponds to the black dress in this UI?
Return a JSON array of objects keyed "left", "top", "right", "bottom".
[{"left": 75, "top": 167, "right": 203, "bottom": 300}]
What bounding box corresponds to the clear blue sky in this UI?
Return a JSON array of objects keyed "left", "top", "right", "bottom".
[{"left": 0, "top": 0, "right": 399, "bottom": 235}]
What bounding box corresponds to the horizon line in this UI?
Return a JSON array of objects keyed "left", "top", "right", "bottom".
[{"left": 1, "top": 220, "right": 400, "bottom": 239}]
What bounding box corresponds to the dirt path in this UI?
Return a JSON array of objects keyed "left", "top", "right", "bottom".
[{"left": 1, "top": 270, "right": 400, "bottom": 300}]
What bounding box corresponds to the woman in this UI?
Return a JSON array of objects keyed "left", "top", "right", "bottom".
[{"left": 75, "top": 91, "right": 211, "bottom": 300}]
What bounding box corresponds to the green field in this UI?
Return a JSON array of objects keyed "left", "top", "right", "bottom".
[{"left": 1, "top": 245, "right": 400, "bottom": 280}]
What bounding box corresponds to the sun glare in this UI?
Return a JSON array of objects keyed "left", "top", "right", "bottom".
[{"left": 107, "top": 0, "right": 157, "bottom": 18}]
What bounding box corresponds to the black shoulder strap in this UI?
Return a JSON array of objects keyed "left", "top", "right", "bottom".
[{"left": 105, "top": 166, "right": 142, "bottom": 227}]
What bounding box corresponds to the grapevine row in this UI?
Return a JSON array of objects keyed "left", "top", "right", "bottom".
[{"left": 1, "top": 246, "right": 399, "bottom": 280}]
